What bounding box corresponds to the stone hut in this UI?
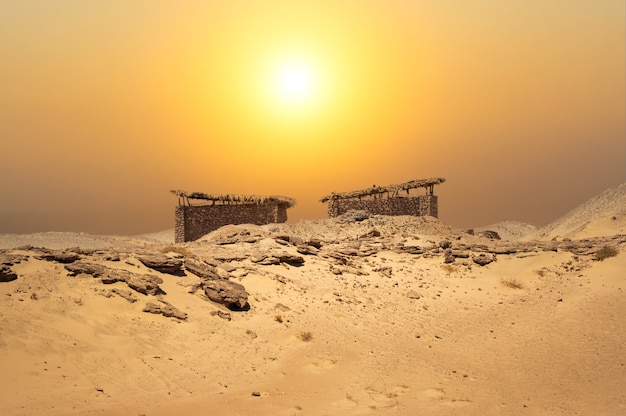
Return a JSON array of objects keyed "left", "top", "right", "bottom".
[
  {"left": 320, "top": 177, "right": 445, "bottom": 218},
  {"left": 171, "top": 190, "right": 296, "bottom": 243}
]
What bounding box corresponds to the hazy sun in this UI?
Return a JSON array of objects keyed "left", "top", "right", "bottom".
[{"left": 272, "top": 59, "right": 317, "bottom": 105}]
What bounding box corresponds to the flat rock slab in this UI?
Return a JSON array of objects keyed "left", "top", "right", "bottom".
[
  {"left": 143, "top": 301, "right": 187, "bottom": 320},
  {"left": 250, "top": 252, "right": 305, "bottom": 266},
  {"left": 137, "top": 254, "right": 183, "bottom": 274},
  {"left": 39, "top": 250, "right": 81, "bottom": 264},
  {"left": 65, "top": 262, "right": 107, "bottom": 277},
  {"left": 127, "top": 274, "right": 164, "bottom": 295},
  {"left": 185, "top": 258, "right": 227, "bottom": 280},
  {"left": 0, "top": 253, "right": 28, "bottom": 266}
]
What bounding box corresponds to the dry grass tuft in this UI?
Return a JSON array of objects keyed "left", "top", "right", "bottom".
[
  {"left": 298, "top": 331, "right": 313, "bottom": 342},
  {"left": 441, "top": 264, "right": 457, "bottom": 274},
  {"left": 501, "top": 278, "right": 524, "bottom": 289},
  {"left": 160, "top": 245, "right": 193, "bottom": 257},
  {"left": 594, "top": 246, "right": 618, "bottom": 262}
]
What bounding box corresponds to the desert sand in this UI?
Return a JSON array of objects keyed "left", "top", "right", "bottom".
[{"left": 1, "top": 186, "right": 625, "bottom": 416}]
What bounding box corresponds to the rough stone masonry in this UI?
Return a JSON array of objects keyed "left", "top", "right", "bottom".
[{"left": 171, "top": 191, "right": 295, "bottom": 243}]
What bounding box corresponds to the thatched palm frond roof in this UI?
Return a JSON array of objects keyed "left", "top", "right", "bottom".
[
  {"left": 320, "top": 177, "right": 446, "bottom": 203},
  {"left": 171, "top": 190, "right": 296, "bottom": 208}
]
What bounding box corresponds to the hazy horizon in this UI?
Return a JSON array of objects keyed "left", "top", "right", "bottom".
[{"left": 1, "top": 1, "right": 624, "bottom": 235}]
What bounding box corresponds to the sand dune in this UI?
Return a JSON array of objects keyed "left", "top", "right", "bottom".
[
  {"left": 528, "top": 182, "right": 626, "bottom": 240},
  {"left": 1, "top": 187, "right": 625, "bottom": 415}
]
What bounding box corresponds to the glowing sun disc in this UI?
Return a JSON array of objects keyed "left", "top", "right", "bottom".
[{"left": 273, "top": 60, "right": 317, "bottom": 104}]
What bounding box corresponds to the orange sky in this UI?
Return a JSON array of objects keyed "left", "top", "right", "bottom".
[{"left": 1, "top": 0, "right": 624, "bottom": 234}]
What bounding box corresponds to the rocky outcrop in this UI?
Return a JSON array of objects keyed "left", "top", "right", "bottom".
[
  {"left": 111, "top": 288, "right": 138, "bottom": 303},
  {"left": 185, "top": 258, "right": 227, "bottom": 280},
  {"left": 65, "top": 262, "right": 107, "bottom": 277},
  {"left": 296, "top": 245, "right": 320, "bottom": 256},
  {"left": 39, "top": 250, "right": 81, "bottom": 264},
  {"left": 137, "top": 254, "right": 183, "bottom": 274},
  {"left": 0, "top": 253, "right": 25, "bottom": 282},
  {"left": 0, "top": 265, "right": 17, "bottom": 282},
  {"left": 203, "top": 280, "right": 249, "bottom": 311},
  {"left": 127, "top": 274, "right": 164, "bottom": 295},
  {"left": 472, "top": 254, "right": 496, "bottom": 266},
  {"left": 338, "top": 210, "right": 372, "bottom": 223},
  {"left": 250, "top": 252, "right": 305, "bottom": 266},
  {"left": 143, "top": 299, "right": 187, "bottom": 320},
  {"left": 476, "top": 230, "right": 501, "bottom": 240},
  {"left": 100, "top": 270, "right": 131, "bottom": 285}
]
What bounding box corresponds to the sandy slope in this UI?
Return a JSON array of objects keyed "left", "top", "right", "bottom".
[
  {"left": 475, "top": 220, "right": 538, "bottom": 241},
  {"left": 528, "top": 182, "right": 626, "bottom": 240},
  {"left": 1, "top": 214, "right": 625, "bottom": 416}
]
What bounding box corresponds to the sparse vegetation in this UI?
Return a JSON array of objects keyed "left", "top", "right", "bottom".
[
  {"left": 594, "top": 246, "right": 618, "bottom": 261},
  {"left": 501, "top": 278, "right": 523, "bottom": 289},
  {"left": 441, "top": 264, "right": 457, "bottom": 274},
  {"left": 298, "top": 331, "right": 313, "bottom": 342},
  {"left": 160, "top": 245, "right": 193, "bottom": 257}
]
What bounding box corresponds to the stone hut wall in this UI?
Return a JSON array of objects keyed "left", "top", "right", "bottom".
[
  {"left": 327, "top": 195, "right": 438, "bottom": 218},
  {"left": 175, "top": 203, "right": 288, "bottom": 243}
]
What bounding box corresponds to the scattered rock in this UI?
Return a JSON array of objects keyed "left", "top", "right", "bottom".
[
  {"left": 39, "top": 250, "right": 81, "bottom": 264},
  {"left": 213, "top": 230, "right": 263, "bottom": 245},
  {"left": 250, "top": 252, "right": 304, "bottom": 266},
  {"left": 185, "top": 258, "right": 226, "bottom": 280},
  {"left": 296, "top": 245, "right": 319, "bottom": 256},
  {"left": 210, "top": 310, "right": 232, "bottom": 321},
  {"left": 443, "top": 251, "right": 455, "bottom": 264},
  {"left": 477, "top": 230, "right": 501, "bottom": 240},
  {"left": 203, "top": 280, "right": 250, "bottom": 311},
  {"left": 407, "top": 290, "right": 422, "bottom": 299},
  {"left": 359, "top": 229, "right": 381, "bottom": 239},
  {"left": 0, "top": 265, "right": 18, "bottom": 282},
  {"left": 473, "top": 254, "right": 495, "bottom": 266},
  {"left": 307, "top": 239, "right": 323, "bottom": 249},
  {"left": 439, "top": 240, "right": 452, "bottom": 249},
  {"left": 274, "top": 235, "right": 304, "bottom": 246},
  {"left": 338, "top": 210, "right": 371, "bottom": 222},
  {"left": 374, "top": 266, "right": 393, "bottom": 278},
  {"left": 100, "top": 270, "right": 130, "bottom": 284},
  {"left": 137, "top": 254, "right": 183, "bottom": 274},
  {"left": 276, "top": 253, "right": 305, "bottom": 266},
  {"left": 250, "top": 254, "right": 280, "bottom": 265},
  {"left": 111, "top": 288, "right": 138, "bottom": 303},
  {"left": 394, "top": 245, "right": 423, "bottom": 255},
  {"left": 0, "top": 253, "right": 27, "bottom": 266},
  {"left": 65, "top": 262, "right": 106, "bottom": 277},
  {"left": 127, "top": 274, "right": 164, "bottom": 295},
  {"left": 143, "top": 300, "right": 187, "bottom": 320}
]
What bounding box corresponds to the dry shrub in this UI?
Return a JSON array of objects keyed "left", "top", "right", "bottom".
[
  {"left": 501, "top": 278, "right": 523, "bottom": 289},
  {"left": 160, "top": 245, "right": 193, "bottom": 258},
  {"left": 298, "top": 331, "right": 313, "bottom": 342},
  {"left": 441, "top": 264, "right": 457, "bottom": 274},
  {"left": 594, "top": 246, "right": 618, "bottom": 261}
]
